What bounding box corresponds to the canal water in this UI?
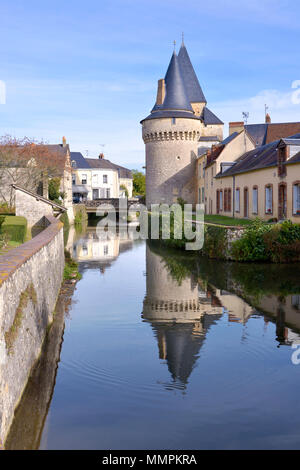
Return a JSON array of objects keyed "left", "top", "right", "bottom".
[{"left": 6, "top": 225, "right": 300, "bottom": 450}]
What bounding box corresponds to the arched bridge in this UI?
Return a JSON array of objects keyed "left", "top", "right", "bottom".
[{"left": 79, "top": 198, "right": 144, "bottom": 213}]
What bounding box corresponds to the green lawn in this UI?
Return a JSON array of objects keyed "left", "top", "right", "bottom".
[
  {"left": 0, "top": 215, "right": 28, "bottom": 243},
  {"left": 203, "top": 214, "right": 253, "bottom": 227}
]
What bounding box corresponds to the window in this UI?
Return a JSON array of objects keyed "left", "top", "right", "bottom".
[
  {"left": 203, "top": 165, "right": 205, "bottom": 178},
  {"left": 92, "top": 174, "right": 98, "bottom": 185},
  {"left": 81, "top": 174, "right": 87, "bottom": 184},
  {"left": 198, "top": 188, "right": 201, "bottom": 203},
  {"left": 103, "top": 174, "right": 108, "bottom": 184},
  {"left": 252, "top": 187, "right": 258, "bottom": 214},
  {"left": 172, "top": 117, "right": 176, "bottom": 125},
  {"left": 292, "top": 295, "right": 300, "bottom": 310},
  {"left": 235, "top": 188, "right": 240, "bottom": 212},
  {"left": 293, "top": 184, "right": 300, "bottom": 215},
  {"left": 106, "top": 188, "right": 111, "bottom": 198},
  {"left": 72, "top": 174, "right": 76, "bottom": 185},
  {"left": 103, "top": 245, "right": 109, "bottom": 256},
  {"left": 220, "top": 190, "right": 223, "bottom": 211},
  {"left": 202, "top": 187, "right": 205, "bottom": 203},
  {"left": 265, "top": 185, "right": 273, "bottom": 214}
]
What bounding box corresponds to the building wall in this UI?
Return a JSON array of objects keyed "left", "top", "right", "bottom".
[
  {"left": 72, "top": 168, "right": 119, "bottom": 199},
  {"left": 142, "top": 116, "right": 224, "bottom": 207},
  {"left": 119, "top": 177, "right": 133, "bottom": 198},
  {"left": 143, "top": 118, "right": 200, "bottom": 206},
  {"left": 204, "top": 132, "right": 255, "bottom": 215},
  {"left": 0, "top": 215, "right": 64, "bottom": 446},
  {"left": 212, "top": 162, "right": 300, "bottom": 223},
  {"left": 15, "top": 189, "right": 54, "bottom": 229}
]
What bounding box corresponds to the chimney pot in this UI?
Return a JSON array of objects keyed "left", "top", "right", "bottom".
[{"left": 265, "top": 113, "right": 271, "bottom": 124}]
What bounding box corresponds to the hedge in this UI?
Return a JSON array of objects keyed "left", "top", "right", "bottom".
[{"left": 0, "top": 216, "right": 27, "bottom": 244}]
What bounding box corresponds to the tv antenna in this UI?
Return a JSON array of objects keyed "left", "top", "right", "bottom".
[
  {"left": 242, "top": 112, "right": 249, "bottom": 125},
  {"left": 265, "top": 104, "right": 269, "bottom": 119}
]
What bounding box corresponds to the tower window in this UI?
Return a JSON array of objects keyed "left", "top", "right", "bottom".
[{"left": 172, "top": 118, "right": 176, "bottom": 125}]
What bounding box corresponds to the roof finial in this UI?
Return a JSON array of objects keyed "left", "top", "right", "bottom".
[
  {"left": 173, "top": 40, "right": 176, "bottom": 52},
  {"left": 182, "top": 32, "right": 184, "bottom": 45}
]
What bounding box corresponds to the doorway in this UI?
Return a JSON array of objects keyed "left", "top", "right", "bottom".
[{"left": 278, "top": 184, "right": 287, "bottom": 220}]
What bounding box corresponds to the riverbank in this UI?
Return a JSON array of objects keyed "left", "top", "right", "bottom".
[{"left": 155, "top": 214, "right": 300, "bottom": 263}]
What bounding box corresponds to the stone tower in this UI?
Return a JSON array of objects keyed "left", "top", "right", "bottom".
[{"left": 141, "top": 41, "right": 223, "bottom": 208}]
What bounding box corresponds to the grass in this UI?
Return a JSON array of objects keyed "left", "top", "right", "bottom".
[
  {"left": 201, "top": 214, "right": 253, "bottom": 227},
  {"left": 0, "top": 215, "right": 27, "bottom": 243},
  {"left": 64, "top": 250, "right": 82, "bottom": 281}
]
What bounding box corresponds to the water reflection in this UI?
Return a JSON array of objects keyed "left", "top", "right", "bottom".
[
  {"left": 71, "top": 226, "right": 134, "bottom": 274},
  {"left": 5, "top": 228, "right": 300, "bottom": 449}
]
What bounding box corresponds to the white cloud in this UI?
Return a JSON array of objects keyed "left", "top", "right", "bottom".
[{"left": 212, "top": 85, "right": 300, "bottom": 135}]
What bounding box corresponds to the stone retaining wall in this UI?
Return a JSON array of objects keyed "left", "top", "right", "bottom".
[{"left": 0, "top": 215, "right": 64, "bottom": 446}]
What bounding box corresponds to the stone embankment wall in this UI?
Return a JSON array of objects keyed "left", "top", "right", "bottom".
[{"left": 0, "top": 215, "right": 64, "bottom": 446}]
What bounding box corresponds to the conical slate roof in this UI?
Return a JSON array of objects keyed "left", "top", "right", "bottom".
[
  {"left": 178, "top": 43, "right": 206, "bottom": 104},
  {"left": 161, "top": 52, "right": 193, "bottom": 112}
]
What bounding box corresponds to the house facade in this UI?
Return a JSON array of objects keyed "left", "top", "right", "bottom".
[
  {"left": 70, "top": 152, "right": 132, "bottom": 202},
  {"left": 209, "top": 133, "right": 300, "bottom": 223}
]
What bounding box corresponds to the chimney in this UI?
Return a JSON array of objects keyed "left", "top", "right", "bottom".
[
  {"left": 156, "top": 79, "right": 165, "bottom": 106},
  {"left": 265, "top": 113, "right": 271, "bottom": 124},
  {"left": 62, "top": 136, "right": 67, "bottom": 147},
  {"left": 99, "top": 153, "right": 104, "bottom": 159},
  {"left": 229, "top": 122, "right": 244, "bottom": 136}
]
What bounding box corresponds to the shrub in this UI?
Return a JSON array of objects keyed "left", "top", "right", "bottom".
[
  {"left": 231, "top": 219, "right": 300, "bottom": 263},
  {"left": 231, "top": 219, "right": 271, "bottom": 262},
  {"left": 202, "top": 225, "right": 228, "bottom": 259},
  {"left": 74, "top": 204, "right": 88, "bottom": 226}
]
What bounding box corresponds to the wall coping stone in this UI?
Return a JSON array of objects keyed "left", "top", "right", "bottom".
[{"left": 0, "top": 215, "right": 63, "bottom": 287}]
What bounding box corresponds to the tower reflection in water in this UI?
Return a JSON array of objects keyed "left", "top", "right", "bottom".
[
  {"left": 142, "top": 244, "right": 300, "bottom": 390},
  {"left": 142, "top": 244, "right": 225, "bottom": 391}
]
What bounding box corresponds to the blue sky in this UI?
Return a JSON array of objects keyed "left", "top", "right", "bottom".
[{"left": 0, "top": 0, "right": 300, "bottom": 170}]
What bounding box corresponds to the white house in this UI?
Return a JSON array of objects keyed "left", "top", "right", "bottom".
[{"left": 70, "top": 152, "right": 132, "bottom": 202}]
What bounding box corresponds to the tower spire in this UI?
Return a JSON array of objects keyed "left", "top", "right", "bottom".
[{"left": 173, "top": 40, "right": 176, "bottom": 52}]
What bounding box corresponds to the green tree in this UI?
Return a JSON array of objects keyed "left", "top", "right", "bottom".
[
  {"left": 48, "top": 177, "right": 61, "bottom": 201},
  {"left": 132, "top": 170, "right": 145, "bottom": 196}
]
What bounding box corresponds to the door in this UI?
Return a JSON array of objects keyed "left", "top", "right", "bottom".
[
  {"left": 278, "top": 184, "right": 287, "bottom": 219},
  {"left": 244, "top": 188, "right": 249, "bottom": 218},
  {"left": 93, "top": 189, "right": 99, "bottom": 200}
]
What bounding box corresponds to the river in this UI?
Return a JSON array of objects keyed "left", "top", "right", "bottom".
[{"left": 5, "top": 224, "right": 300, "bottom": 450}]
